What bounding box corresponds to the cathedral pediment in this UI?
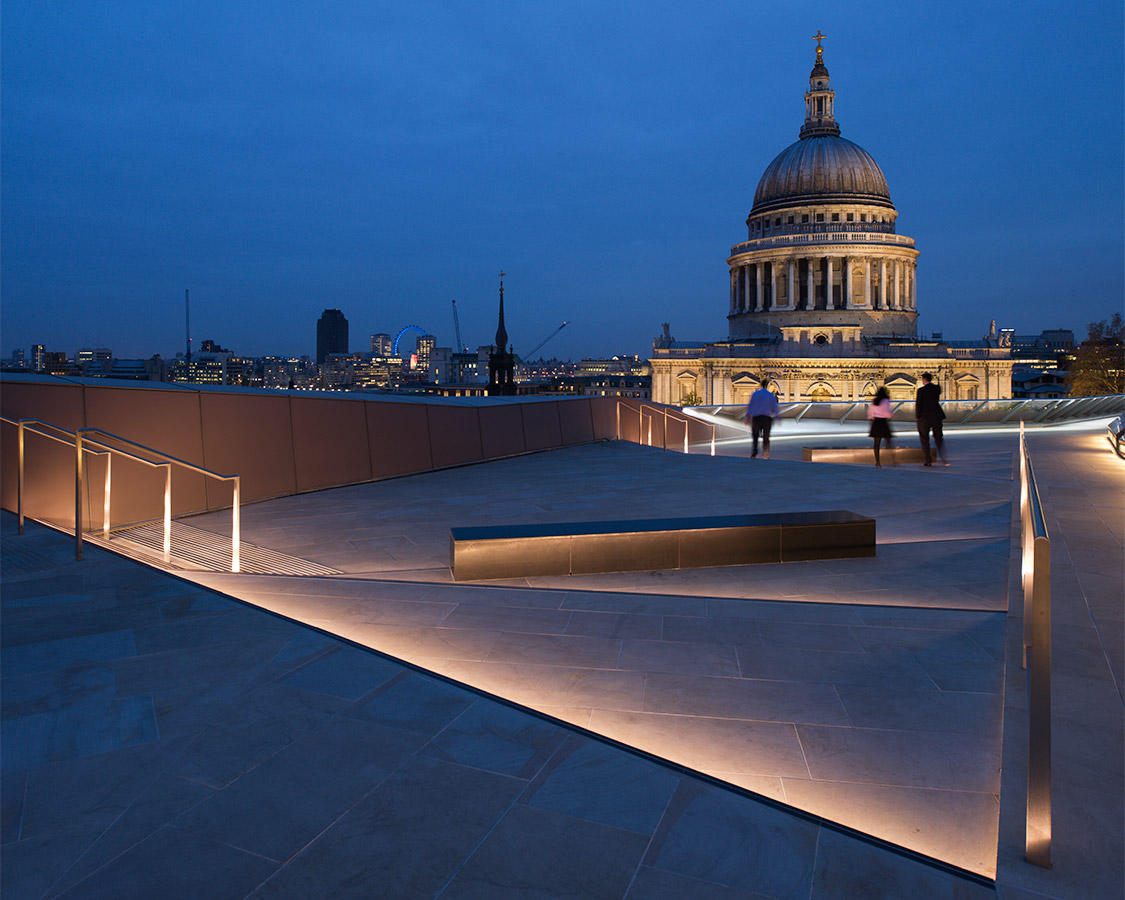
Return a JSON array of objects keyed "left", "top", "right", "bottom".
[
  {"left": 885, "top": 372, "right": 917, "bottom": 387},
  {"left": 731, "top": 372, "right": 761, "bottom": 386}
]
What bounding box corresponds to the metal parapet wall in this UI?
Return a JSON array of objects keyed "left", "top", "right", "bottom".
[{"left": 0, "top": 376, "right": 618, "bottom": 528}]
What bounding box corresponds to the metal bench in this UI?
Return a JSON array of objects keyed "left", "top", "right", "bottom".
[{"left": 449, "top": 510, "right": 875, "bottom": 581}]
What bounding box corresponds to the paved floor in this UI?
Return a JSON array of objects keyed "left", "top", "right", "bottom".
[
  {"left": 181, "top": 436, "right": 1015, "bottom": 876},
  {"left": 2, "top": 421, "right": 1120, "bottom": 898},
  {"left": 1, "top": 514, "right": 996, "bottom": 900}
]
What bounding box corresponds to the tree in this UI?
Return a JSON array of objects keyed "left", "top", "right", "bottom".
[{"left": 1065, "top": 314, "right": 1125, "bottom": 397}]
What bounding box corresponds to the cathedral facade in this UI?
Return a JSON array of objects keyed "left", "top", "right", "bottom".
[{"left": 651, "top": 36, "right": 1014, "bottom": 406}]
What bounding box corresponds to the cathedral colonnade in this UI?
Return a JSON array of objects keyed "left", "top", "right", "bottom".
[{"left": 728, "top": 252, "right": 917, "bottom": 314}]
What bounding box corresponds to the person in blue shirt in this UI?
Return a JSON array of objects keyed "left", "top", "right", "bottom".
[{"left": 744, "top": 384, "right": 780, "bottom": 459}]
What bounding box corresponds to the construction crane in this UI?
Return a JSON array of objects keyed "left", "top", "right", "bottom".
[
  {"left": 451, "top": 300, "right": 468, "bottom": 352},
  {"left": 521, "top": 321, "right": 568, "bottom": 360}
]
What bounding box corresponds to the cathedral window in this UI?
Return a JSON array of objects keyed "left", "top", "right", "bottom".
[
  {"left": 787, "top": 216, "right": 794, "bottom": 224},
  {"left": 860, "top": 214, "right": 866, "bottom": 222},
  {"left": 831, "top": 213, "right": 839, "bottom": 222},
  {"left": 846, "top": 213, "right": 853, "bottom": 222},
  {"left": 802, "top": 214, "right": 809, "bottom": 223},
  {"left": 816, "top": 213, "right": 824, "bottom": 222},
  {"left": 775, "top": 218, "right": 782, "bottom": 226}
]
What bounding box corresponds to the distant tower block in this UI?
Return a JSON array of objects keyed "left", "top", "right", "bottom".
[
  {"left": 317, "top": 309, "right": 349, "bottom": 365},
  {"left": 370, "top": 333, "right": 392, "bottom": 356}
]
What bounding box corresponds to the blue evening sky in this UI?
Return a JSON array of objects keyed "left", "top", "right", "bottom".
[{"left": 2, "top": 1, "right": 1122, "bottom": 362}]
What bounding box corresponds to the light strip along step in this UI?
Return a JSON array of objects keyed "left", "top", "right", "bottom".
[{"left": 86, "top": 521, "right": 342, "bottom": 576}]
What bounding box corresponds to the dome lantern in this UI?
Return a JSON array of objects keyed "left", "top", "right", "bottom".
[{"left": 801, "top": 30, "right": 840, "bottom": 139}]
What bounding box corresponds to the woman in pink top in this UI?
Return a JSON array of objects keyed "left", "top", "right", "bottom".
[{"left": 867, "top": 386, "right": 894, "bottom": 467}]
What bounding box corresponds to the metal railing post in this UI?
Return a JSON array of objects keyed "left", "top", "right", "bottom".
[
  {"left": 103, "top": 454, "right": 112, "bottom": 539},
  {"left": 231, "top": 476, "right": 241, "bottom": 573},
  {"left": 163, "top": 466, "right": 172, "bottom": 563},
  {"left": 17, "top": 421, "right": 25, "bottom": 535},
  {"left": 74, "top": 432, "right": 84, "bottom": 560}
]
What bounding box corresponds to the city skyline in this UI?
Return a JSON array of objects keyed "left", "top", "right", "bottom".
[{"left": 2, "top": 2, "right": 1122, "bottom": 362}]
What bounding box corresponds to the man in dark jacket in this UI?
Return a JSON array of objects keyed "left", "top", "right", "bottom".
[{"left": 915, "top": 372, "right": 946, "bottom": 466}]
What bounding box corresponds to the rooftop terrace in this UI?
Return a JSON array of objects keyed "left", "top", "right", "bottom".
[{"left": 1, "top": 405, "right": 1121, "bottom": 898}]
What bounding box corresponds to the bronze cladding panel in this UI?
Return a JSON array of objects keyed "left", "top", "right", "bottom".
[
  {"left": 558, "top": 398, "right": 596, "bottom": 445},
  {"left": 589, "top": 396, "right": 619, "bottom": 441},
  {"left": 520, "top": 402, "right": 564, "bottom": 452},
  {"left": 679, "top": 526, "right": 782, "bottom": 568},
  {"left": 479, "top": 404, "right": 527, "bottom": 459},
  {"left": 0, "top": 380, "right": 86, "bottom": 429},
  {"left": 451, "top": 534, "right": 571, "bottom": 581},
  {"left": 3, "top": 421, "right": 79, "bottom": 525},
  {"left": 781, "top": 520, "right": 876, "bottom": 561},
  {"left": 85, "top": 386, "right": 208, "bottom": 518},
  {"left": 614, "top": 399, "right": 641, "bottom": 444},
  {"left": 200, "top": 391, "right": 297, "bottom": 503},
  {"left": 570, "top": 530, "right": 679, "bottom": 575},
  {"left": 367, "top": 401, "right": 433, "bottom": 477},
  {"left": 427, "top": 405, "right": 484, "bottom": 469},
  {"left": 291, "top": 397, "right": 372, "bottom": 492}
]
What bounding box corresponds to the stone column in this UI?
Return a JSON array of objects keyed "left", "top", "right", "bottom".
[
  {"left": 911, "top": 263, "right": 918, "bottom": 310},
  {"left": 768, "top": 261, "right": 778, "bottom": 311},
  {"left": 843, "top": 256, "right": 852, "bottom": 309},
  {"left": 787, "top": 258, "right": 796, "bottom": 310},
  {"left": 879, "top": 259, "right": 887, "bottom": 309},
  {"left": 730, "top": 268, "right": 737, "bottom": 313},
  {"left": 893, "top": 260, "right": 901, "bottom": 310},
  {"left": 826, "top": 257, "right": 835, "bottom": 309},
  {"left": 755, "top": 264, "right": 764, "bottom": 313},
  {"left": 864, "top": 258, "right": 872, "bottom": 307},
  {"left": 806, "top": 258, "right": 814, "bottom": 311}
]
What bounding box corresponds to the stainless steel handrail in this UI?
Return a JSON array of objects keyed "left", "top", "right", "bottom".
[
  {"left": 1, "top": 417, "right": 240, "bottom": 573},
  {"left": 617, "top": 401, "right": 716, "bottom": 456},
  {"left": 1018, "top": 420, "right": 1052, "bottom": 868}
]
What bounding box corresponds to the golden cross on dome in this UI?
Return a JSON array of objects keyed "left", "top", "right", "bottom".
[{"left": 813, "top": 29, "right": 827, "bottom": 48}]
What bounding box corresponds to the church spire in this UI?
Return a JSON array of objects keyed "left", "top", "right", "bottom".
[
  {"left": 800, "top": 30, "right": 841, "bottom": 139},
  {"left": 494, "top": 271, "right": 509, "bottom": 350}
]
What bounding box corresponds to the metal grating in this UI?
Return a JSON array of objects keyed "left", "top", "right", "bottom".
[{"left": 86, "top": 521, "right": 342, "bottom": 576}]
